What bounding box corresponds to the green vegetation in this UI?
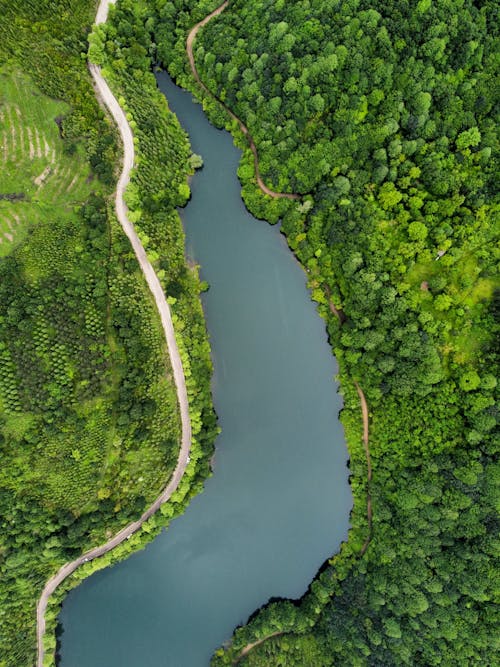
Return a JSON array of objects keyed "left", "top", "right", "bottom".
[
  {"left": 0, "top": 69, "right": 93, "bottom": 256},
  {"left": 1, "top": 0, "right": 497, "bottom": 663},
  {"left": 146, "top": 0, "right": 499, "bottom": 665},
  {"left": 0, "top": 1, "right": 215, "bottom": 665},
  {"left": 95, "top": 0, "right": 217, "bottom": 479}
]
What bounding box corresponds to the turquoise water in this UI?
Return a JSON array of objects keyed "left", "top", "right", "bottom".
[{"left": 58, "top": 73, "right": 351, "bottom": 667}]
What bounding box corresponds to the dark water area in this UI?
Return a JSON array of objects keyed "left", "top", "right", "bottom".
[{"left": 58, "top": 73, "right": 351, "bottom": 667}]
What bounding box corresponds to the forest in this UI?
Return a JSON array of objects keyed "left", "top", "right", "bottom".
[
  {"left": 0, "top": 1, "right": 215, "bottom": 665},
  {"left": 142, "top": 0, "right": 498, "bottom": 664},
  {"left": 0, "top": 0, "right": 497, "bottom": 665}
]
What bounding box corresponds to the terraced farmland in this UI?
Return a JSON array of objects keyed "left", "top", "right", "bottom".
[{"left": 0, "top": 66, "right": 95, "bottom": 256}]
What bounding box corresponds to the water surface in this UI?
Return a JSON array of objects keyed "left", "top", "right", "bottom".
[{"left": 59, "top": 73, "right": 351, "bottom": 667}]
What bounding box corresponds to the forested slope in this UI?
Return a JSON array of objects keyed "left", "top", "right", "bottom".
[
  {"left": 146, "top": 0, "right": 498, "bottom": 664},
  {"left": 0, "top": 2, "right": 215, "bottom": 664}
]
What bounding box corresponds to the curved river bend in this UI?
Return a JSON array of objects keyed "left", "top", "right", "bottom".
[{"left": 58, "top": 74, "right": 351, "bottom": 667}]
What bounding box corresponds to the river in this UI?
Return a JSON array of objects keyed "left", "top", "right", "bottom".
[{"left": 58, "top": 73, "right": 351, "bottom": 667}]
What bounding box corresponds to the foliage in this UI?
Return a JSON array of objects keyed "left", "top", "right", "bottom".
[
  {"left": 0, "top": 1, "right": 215, "bottom": 665},
  {"left": 0, "top": 68, "right": 95, "bottom": 256},
  {"left": 0, "top": 0, "right": 116, "bottom": 184},
  {"left": 151, "top": 0, "right": 499, "bottom": 665}
]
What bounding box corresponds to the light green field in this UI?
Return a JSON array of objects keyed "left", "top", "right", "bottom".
[{"left": 0, "top": 66, "right": 95, "bottom": 256}]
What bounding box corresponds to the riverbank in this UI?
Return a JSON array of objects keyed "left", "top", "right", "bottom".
[
  {"left": 36, "top": 1, "right": 194, "bottom": 663},
  {"left": 186, "top": 4, "right": 373, "bottom": 567},
  {"left": 172, "top": 2, "right": 498, "bottom": 665},
  {"left": 0, "top": 1, "right": 192, "bottom": 663},
  {"left": 186, "top": 1, "right": 299, "bottom": 201}
]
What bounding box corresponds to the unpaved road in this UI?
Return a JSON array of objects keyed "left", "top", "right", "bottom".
[
  {"left": 187, "top": 1, "right": 299, "bottom": 201},
  {"left": 354, "top": 381, "right": 372, "bottom": 555},
  {"left": 232, "top": 631, "right": 284, "bottom": 665},
  {"left": 36, "top": 1, "right": 192, "bottom": 665}
]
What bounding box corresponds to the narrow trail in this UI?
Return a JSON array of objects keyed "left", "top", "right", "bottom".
[
  {"left": 186, "top": 1, "right": 300, "bottom": 201},
  {"left": 232, "top": 632, "right": 284, "bottom": 665},
  {"left": 36, "top": 1, "right": 192, "bottom": 665},
  {"left": 325, "top": 284, "right": 346, "bottom": 324},
  {"left": 328, "top": 296, "right": 373, "bottom": 555},
  {"left": 354, "top": 380, "right": 372, "bottom": 555}
]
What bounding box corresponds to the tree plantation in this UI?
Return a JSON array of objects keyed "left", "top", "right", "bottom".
[{"left": 0, "top": 1, "right": 214, "bottom": 664}]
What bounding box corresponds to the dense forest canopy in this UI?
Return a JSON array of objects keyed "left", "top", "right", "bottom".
[
  {"left": 157, "top": 0, "right": 498, "bottom": 416},
  {"left": 145, "top": 0, "right": 499, "bottom": 664},
  {"left": 0, "top": 0, "right": 497, "bottom": 664}
]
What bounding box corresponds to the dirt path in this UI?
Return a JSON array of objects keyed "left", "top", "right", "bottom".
[
  {"left": 186, "top": 1, "right": 299, "bottom": 201},
  {"left": 327, "top": 295, "right": 373, "bottom": 554},
  {"left": 324, "top": 284, "right": 346, "bottom": 324},
  {"left": 36, "top": 2, "right": 192, "bottom": 665},
  {"left": 354, "top": 381, "right": 372, "bottom": 555},
  {"left": 323, "top": 285, "right": 372, "bottom": 556},
  {"left": 232, "top": 631, "right": 284, "bottom": 665}
]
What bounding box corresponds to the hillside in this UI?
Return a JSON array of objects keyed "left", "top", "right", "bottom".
[
  {"left": 147, "top": 0, "right": 498, "bottom": 664},
  {"left": 0, "top": 2, "right": 214, "bottom": 664}
]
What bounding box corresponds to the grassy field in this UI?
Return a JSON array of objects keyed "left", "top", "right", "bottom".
[{"left": 0, "top": 66, "right": 95, "bottom": 257}]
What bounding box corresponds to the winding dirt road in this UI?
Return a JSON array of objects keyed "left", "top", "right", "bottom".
[
  {"left": 354, "top": 381, "right": 372, "bottom": 555},
  {"left": 232, "top": 631, "right": 284, "bottom": 665},
  {"left": 36, "top": 1, "right": 192, "bottom": 665},
  {"left": 186, "top": 1, "right": 299, "bottom": 201}
]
